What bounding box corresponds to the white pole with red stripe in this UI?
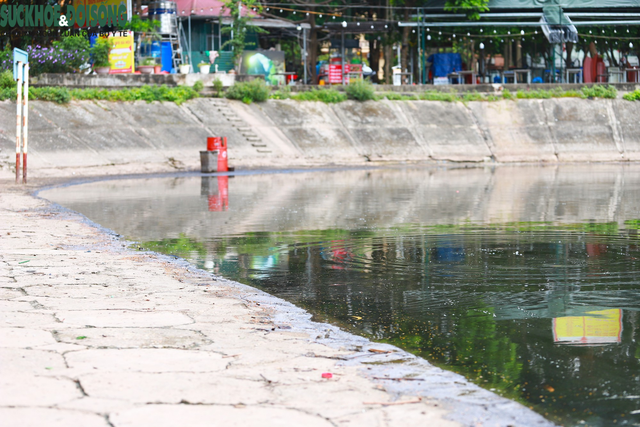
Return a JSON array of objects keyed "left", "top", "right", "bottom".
[
  {"left": 15, "top": 62, "right": 22, "bottom": 184},
  {"left": 22, "top": 63, "right": 29, "bottom": 184}
]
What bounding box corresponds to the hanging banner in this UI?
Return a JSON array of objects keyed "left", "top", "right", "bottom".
[{"left": 108, "top": 32, "right": 135, "bottom": 73}]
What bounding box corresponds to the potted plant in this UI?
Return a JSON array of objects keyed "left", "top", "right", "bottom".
[
  {"left": 139, "top": 58, "right": 157, "bottom": 74},
  {"left": 92, "top": 38, "right": 112, "bottom": 74},
  {"left": 179, "top": 63, "right": 191, "bottom": 74},
  {"left": 198, "top": 62, "right": 211, "bottom": 74}
]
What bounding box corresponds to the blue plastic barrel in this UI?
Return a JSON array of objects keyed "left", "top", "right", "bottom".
[
  {"left": 161, "top": 42, "right": 172, "bottom": 73},
  {"left": 151, "top": 41, "right": 162, "bottom": 58}
]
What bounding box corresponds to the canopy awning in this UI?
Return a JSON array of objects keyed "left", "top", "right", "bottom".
[
  {"left": 541, "top": 6, "right": 578, "bottom": 43},
  {"left": 417, "top": 0, "right": 640, "bottom": 10}
]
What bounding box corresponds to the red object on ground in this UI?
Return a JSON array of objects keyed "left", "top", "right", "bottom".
[
  {"left": 206, "top": 137, "right": 229, "bottom": 172},
  {"left": 321, "top": 373, "right": 333, "bottom": 379}
]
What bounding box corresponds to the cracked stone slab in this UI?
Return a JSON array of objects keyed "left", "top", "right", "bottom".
[
  {"left": 57, "top": 310, "right": 193, "bottom": 328},
  {"left": 65, "top": 349, "right": 228, "bottom": 373},
  {"left": 110, "top": 404, "right": 334, "bottom": 427},
  {"left": 0, "top": 300, "right": 37, "bottom": 311},
  {"left": 0, "top": 407, "right": 109, "bottom": 427},
  {"left": 0, "top": 311, "right": 59, "bottom": 327},
  {"left": 78, "top": 372, "right": 276, "bottom": 405},
  {"left": 0, "top": 327, "right": 57, "bottom": 347},
  {"left": 0, "top": 374, "right": 81, "bottom": 406},
  {"left": 0, "top": 288, "right": 25, "bottom": 299},
  {"left": 0, "top": 348, "right": 67, "bottom": 374},
  {"left": 56, "top": 327, "right": 210, "bottom": 349}
]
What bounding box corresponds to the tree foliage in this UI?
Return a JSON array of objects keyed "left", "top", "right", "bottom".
[
  {"left": 221, "top": 0, "right": 266, "bottom": 64},
  {"left": 444, "top": 0, "right": 490, "bottom": 21}
]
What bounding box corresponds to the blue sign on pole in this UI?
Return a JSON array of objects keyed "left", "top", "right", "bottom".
[{"left": 13, "top": 48, "right": 29, "bottom": 81}]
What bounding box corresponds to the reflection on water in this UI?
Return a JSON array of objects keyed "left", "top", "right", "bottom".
[
  {"left": 553, "top": 309, "right": 623, "bottom": 345},
  {"left": 42, "top": 165, "right": 640, "bottom": 426}
]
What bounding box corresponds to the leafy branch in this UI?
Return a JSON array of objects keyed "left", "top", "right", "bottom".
[
  {"left": 221, "top": 0, "right": 267, "bottom": 65},
  {"left": 444, "top": 0, "right": 490, "bottom": 21}
]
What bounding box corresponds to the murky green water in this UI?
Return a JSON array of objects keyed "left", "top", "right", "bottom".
[{"left": 42, "top": 165, "right": 640, "bottom": 426}]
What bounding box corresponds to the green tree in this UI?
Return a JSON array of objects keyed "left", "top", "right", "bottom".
[
  {"left": 221, "top": 0, "right": 266, "bottom": 67},
  {"left": 444, "top": 0, "right": 490, "bottom": 21}
]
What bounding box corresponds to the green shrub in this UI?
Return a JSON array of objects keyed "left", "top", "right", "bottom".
[
  {"left": 290, "top": 88, "right": 346, "bottom": 103},
  {"left": 418, "top": 91, "right": 457, "bottom": 102},
  {"left": 462, "top": 92, "right": 486, "bottom": 102},
  {"left": 192, "top": 80, "right": 204, "bottom": 93},
  {"left": 623, "top": 90, "right": 640, "bottom": 101},
  {"left": 1, "top": 84, "right": 199, "bottom": 104},
  {"left": 382, "top": 92, "right": 417, "bottom": 101},
  {"left": 225, "top": 79, "right": 270, "bottom": 103},
  {"left": 91, "top": 38, "right": 112, "bottom": 68},
  {"left": 581, "top": 85, "right": 617, "bottom": 99},
  {"left": 52, "top": 35, "right": 91, "bottom": 72},
  {"left": 502, "top": 88, "right": 515, "bottom": 100},
  {"left": 345, "top": 79, "right": 375, "bottom": 101},
  {"left": 515, "top": 88, "right": 582, "bottom": 99},
  {"left": 212, "top": 78, "right": 224, "bottom": 97},
  {"left": 0, "top": 70, "right": 16, "bottom": 89},
  {"left": 0, "top": 87, "right": 15, "bottom": 100},
  {"left": 270, "top": 86, "right": 291, "bottom": 100},
  {"left": 30, "top": 87, "right": 71, "bottom": 104}
]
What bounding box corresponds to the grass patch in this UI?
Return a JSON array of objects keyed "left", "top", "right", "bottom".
[
  {"left": 345, "top": 79, "right": 376, "bottom": 101},
  {"left": 581, "top": 85, "right": 617, "bottom": 99},
  {"left": 225, "top": 79, "right": 270, "bottom": 103},
  {"left": 270, "top": 86, "right": 291, "bottom": 100},
  {"left": 462, "top": 92, "right": 487, "bottom": 102},
  {"left": 0, "top": 83, "right": 200, "bottom": 105},
  {"left": 516, "top": 88, "right": 581, "bottom": 99},
  {"left": 69, "top": 86, "right": 199, "bottom": 105},
  {"left": 381, "top": 92, "right": 418, "bottom": 101},
  {"left": 623, "top": 90, "right": 640, "bottom": 101},
  {"left": 212, "top": 78, "right": 224, "bottom": 98},
  {"left": 192, "top": 80, "right": 204, "bottom": 93},
  {"left": 418, "top": 91, "right": 458, "bottom": 102},
  {"left": 290, "top": 88, "right": 347, "bottom": 103}
]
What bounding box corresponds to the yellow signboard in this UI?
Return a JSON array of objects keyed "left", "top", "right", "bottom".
[
  {"left": 108, "top": 32, "right": 134, "bottom": 74},
  {"left": 553, "top": 309, "right": 622, "bottom": 345}
]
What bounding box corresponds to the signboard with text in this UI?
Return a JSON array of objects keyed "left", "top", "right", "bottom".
[
  {"left": 108, "top": 32, "right": 134, "bottom": 74},
  {"left": 328, "top": 63, "right": 344, "bottom": 84}
]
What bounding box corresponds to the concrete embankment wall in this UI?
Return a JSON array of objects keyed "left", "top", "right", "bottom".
[{"left": 1, "top": 97, "right": 640, "bottom": 173}]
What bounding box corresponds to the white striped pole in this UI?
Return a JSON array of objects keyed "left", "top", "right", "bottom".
[
  {"left": 15, "top": 62, "right": 22, "bottom": 184},
  {"left": 22, "top": 63, "right": 29, "bottom": 184}
]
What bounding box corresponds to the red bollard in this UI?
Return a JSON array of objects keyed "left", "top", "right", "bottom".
[{"left": 206, "top": 137, "right": 228, "bottom": 172}]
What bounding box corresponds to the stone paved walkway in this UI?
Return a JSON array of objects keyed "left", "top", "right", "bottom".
[{"left": 0, "top": 187, "right": 459, "bottom": 427}]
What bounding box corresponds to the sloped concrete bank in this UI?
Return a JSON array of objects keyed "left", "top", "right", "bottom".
[{"left": 1, "top": 97, "right": 640, "bottom": 176}]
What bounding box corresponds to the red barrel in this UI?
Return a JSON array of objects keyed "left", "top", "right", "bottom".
[{"left": 206, "top": 137, "right": 228, "bottom": 172}]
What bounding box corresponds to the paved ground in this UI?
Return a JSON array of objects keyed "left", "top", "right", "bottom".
[
  {"left": 0, "top": 178, "right": 461, "bottom": 427},
  {"left": 0, "top": 161, "right": 560, "bottom": 427}
]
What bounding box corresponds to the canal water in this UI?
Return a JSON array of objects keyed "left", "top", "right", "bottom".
[{"left": 42, "top": 165, "right": 640, "bottom": 426}]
